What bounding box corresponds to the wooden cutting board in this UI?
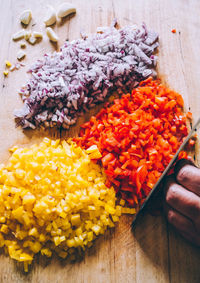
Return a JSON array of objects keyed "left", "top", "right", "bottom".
[{"left": 0, "top": 0, "right": 200, "bottom": 282}]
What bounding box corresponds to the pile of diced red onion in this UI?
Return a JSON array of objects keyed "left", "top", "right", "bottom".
[{"left": 14, "top": 23, "right": 159, "bottom": 129}]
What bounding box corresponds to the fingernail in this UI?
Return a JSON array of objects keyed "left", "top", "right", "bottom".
[{"left": 174, "top": 158, "right": 195, "bottom": 176}]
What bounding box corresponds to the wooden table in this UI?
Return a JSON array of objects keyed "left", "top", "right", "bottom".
[{"left": 0, "top": 0, "right": 200, "bottom": 282}]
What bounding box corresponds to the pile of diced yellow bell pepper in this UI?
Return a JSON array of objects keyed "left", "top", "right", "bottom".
[{"left": 0, "top": 138, "right": 135, "bottom": 272}]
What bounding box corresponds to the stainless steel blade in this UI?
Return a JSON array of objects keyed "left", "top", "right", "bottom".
[{"left": 131, "top": 116, "right": 200, "bottom": 229}]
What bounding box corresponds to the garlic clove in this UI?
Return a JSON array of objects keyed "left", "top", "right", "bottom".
[
  {"left": 44, "top": 5, "right": 56, "bottom": 26},
  {"left": 28, "top": 36, "right": 37, "bottom": 45},
  {"left": 17, "top": 50, "right": 26, "bottom": 60},
  {"left": 20, "top": 10, "right": 32, "bottom": 25},
  {"left": 24, "top": 30, "right": 32, "bottom": 41},
  {"left": 20, "top": 43, "right": 26, "bottom": 49},
  {"left": 57, "top": 2, "right": 76, "bottom": 18},
  {"left": 33, "top": 31, "right": 43, "bottom": 39},
  {"left": 12, "top": 30, "right": 25, "bottom": 41},
  {"left": 46, "top": 27, "right": 59, "bottom": 42}
]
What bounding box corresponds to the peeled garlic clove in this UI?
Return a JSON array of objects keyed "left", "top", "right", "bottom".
[
  {"left": 17, "top": 50, "right": 26, "bottom": 60},
  {"left": 57, "top": 2, "right": 76, "bottom": 18},
  {"left": 12, "top": 30, "right": 25, "bottom": 41},
  {"left": 44, "top": 5, "right": 56, "bottom": 26},
  {"left": 33, "top": 31, "right": 43, "bottom": 39},
  {"left": 46, "top": 27, "right": 59, "bottom": 42},
  {"left": 28, "top": 36, "right": 37, "bottom": 45},
  {"left": 20, "top": 43, "right": 26, "bottom": 48},
  {"left": 24, "top": 30, "right": 32, "bottom": 41},
  {"left": 20, "top": 10, "right": 32, "bottom": 25}
]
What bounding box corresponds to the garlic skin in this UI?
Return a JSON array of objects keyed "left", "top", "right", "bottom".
[
  {"left": 44, "top": 6, "right": 56, "bottom": 26},
  {"left": 57, "top": 2, "right": 76, "bottom": 18},
  {"left": 46, "top": 27, "right": 59, "bottom": 42},
  {"left": 20, "top": 10, "right": 32, "bottom": 25}
]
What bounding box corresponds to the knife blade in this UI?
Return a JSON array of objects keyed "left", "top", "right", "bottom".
[{"left": 131, "top": 116, "right": 200, "bottom": 229}]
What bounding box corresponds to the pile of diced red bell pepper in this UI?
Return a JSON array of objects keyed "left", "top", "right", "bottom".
[{"left": 74, "top": 78, "right": 189, "bottom": 207}]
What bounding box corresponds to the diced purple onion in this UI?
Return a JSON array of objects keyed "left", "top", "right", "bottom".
[{"left": 14, "top": 22, "right": 159, "bottom": 129}]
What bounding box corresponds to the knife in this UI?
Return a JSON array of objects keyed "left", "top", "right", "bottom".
[{"left": 131, "top": 116, "right": 200, "bottom": 229}]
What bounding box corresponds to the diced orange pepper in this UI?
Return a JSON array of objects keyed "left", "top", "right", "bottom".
[{"left": 186, "top": 111, "right": 192, "bottom": 120}]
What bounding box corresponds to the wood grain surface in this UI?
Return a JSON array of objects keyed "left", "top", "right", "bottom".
[{"left": 0, "top": 0, "right": 200, "bottom": 282}]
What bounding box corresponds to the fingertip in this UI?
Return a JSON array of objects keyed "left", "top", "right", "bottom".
[
  {"left": 174, "top": 158, "right": 195, "bottom": 177},
  {"left": 174, "top": 160, "right": 200, "bottom": 196}
]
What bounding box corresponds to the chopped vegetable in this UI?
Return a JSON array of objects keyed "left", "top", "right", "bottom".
[
  {"left": 57, "top": 2, "right": 76, "bottom": 18},
  {"left": 44, "top": 5, "right": 56, "bottom": 26},
  {"left": 188, "top": 139, "right": 195, "bottom": 147},
  {"left": 171, "top": 29, "right": 176, "bottom": 33},
  {"left": 24, "top": 30, "right": 32, "bottom": 41},
  {"left": 74, "top": 78, "right": 188, "bottom": 206},
  {"left": 33, "top": 31, "right": 43, "bottom": 39},
  {"left": 20, "top": 10, "right": 32, "bottom": 25},
  {"left": 28, "top": 36, "right": 37, "bottom": 45},
  {"left": 46, "top": 27, "right": 59, "bottom": 42},
  {"left": 14, "top": 23, "right": 159, "bottom": 129},
  {"left": 5, "top": 60, "right": 12, "bottom": 68},
  {"left": 12, "top": 30, "right": 25, "bottom": 41},
  {"left": 0, "top": 138, "right": 125, "bottom": 271},
  {"left": 17, "top": 50, "right": 26, "bottom": 60},
  {"left": 20, "top": 43, "right": 26, "bottom": 48},
  {"left": 186, "top": 111, "right": 192, "bottom": 120},
  {"left": 3, "top": 70, "right": 9, "bottom": 76}
]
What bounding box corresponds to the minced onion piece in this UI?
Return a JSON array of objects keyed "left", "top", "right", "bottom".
[{"left": 14, "top": 22, "right": 159, "bottom": 129}]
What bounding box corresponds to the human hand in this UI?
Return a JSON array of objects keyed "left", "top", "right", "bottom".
[{"left": 163, "top": 159, "right": 200, "bottom": 246}]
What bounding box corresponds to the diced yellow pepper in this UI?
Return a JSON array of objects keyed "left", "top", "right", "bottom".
[
  {"left": 0, "top": 138, "right": 127, "bottom": 269},
  {"left": 28, "top": 227, "right": 38, "bottom": 237},
  {"left": 0, "top": 224, "right": 9, "bottom": 234},
  {"left": 19, "top": 253, "right": 33, "bottom": 262},
  {"left": 129, "top": 208, "right": 136, "bottom": 214},
  {"left": 87, "top": 231, "right": 93, "bottom": 242},
  {"left": 119, "top": 199, "right": 125, "bottom": 206},
  {"left": 41, "top": 248, "right": 52, "bottom": 257},
  {"left": 92, "top": 225, "right": 101, "bottom": 235},
  {"left": 30, "top": 241, "right": 41, "bottom": 253},
  {"left": 3, "top": 70, "right": 9, "bottom": 76},
  {"left": 23, "top": 193, "right": 36, "bottom": 205},
  {"left": 71, "top": 214, "right": 81, "bottom": 226},
  {"left": 5, "top": 60, "right": 12, "bottom": 68},
  {"left": 54, "top": 236, "right": 61, "bottom": 246},
  {"left": 66, "top": 239, "right": 75, "bottom": 248},
  {"left": 105, "top": 204, "right": 116, "bottom": 214},
  {"left": 39, "top": 234, "right": 46, "bottom": 242},
  {"left": 0, "top": 217, "right": 5, "bottom": 223}
]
